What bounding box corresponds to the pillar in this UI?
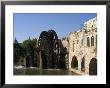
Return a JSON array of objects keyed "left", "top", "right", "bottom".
[{"left": 85, "top": 60, "right": 89, "bottom": 74}]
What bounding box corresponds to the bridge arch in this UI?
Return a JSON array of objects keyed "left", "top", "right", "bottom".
[
  {"left": 89, "top": 58, "right": 97, "bottom": 75},
  {"left": 71, "top": 55, "right": 78, "bottom": 70}
]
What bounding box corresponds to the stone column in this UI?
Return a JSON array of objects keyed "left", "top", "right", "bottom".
[
  {"left": 68, "top": 53, "right": 72, "bottom": 69},
  {"left": 78, "top": 58, "right": 81, "bottom": 72},
  {"left": 85, "top": 60, "right": 89, "bottom": 75}
]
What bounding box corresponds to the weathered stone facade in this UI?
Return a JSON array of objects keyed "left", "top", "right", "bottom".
[{"left": 62, "top": 17, "right": 97, "bottom": 75}]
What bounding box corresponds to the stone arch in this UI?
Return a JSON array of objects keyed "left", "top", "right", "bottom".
[
  {"left": 71, "top": 55, "right": 78, "bottom": 70},
  {"left": 81, "top": 57, "right": 85, "bottom": 72},
  {"left": 89, "top": 58, "right": 97, "bottom": 75}
]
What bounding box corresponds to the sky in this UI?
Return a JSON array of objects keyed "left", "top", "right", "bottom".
[{"left": 14, "top": 13, "right": 97, "bottom": 43}]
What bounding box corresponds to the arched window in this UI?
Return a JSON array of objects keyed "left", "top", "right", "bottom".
[
  {"left": 73, "top": 41, "right": 75, "bottom": 52},
  {"left": 87, "top": 37, "right": 90, "bottom": 47},
  {"left": 91, "top": 36, "right": 94, "bottom": 46}
]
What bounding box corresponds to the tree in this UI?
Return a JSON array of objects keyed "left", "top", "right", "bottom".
[{"left": 14, "top": 38, "right": 21, "bottom": 65}]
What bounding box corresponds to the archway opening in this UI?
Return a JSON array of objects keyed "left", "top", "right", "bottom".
[
  {"left": 89, "top": 58, "right": 97, "bottom": 75},
  {"left": 81, "top": 57, "right": 85, "bottom": 72},
  {"left": 71, "top": 56, "right": 78, "bottom": 70}
]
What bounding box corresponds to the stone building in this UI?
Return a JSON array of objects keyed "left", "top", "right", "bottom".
[{"left": 62, "top": 17, "right": 97, "bottom": 75}]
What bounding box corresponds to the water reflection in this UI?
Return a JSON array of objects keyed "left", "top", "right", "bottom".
[{"left": 14, "top": 67, "right": 78, "bottom": 75}]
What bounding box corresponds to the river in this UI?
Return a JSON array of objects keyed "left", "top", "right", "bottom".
[{"left": 14, "top": 67, "right": 79, "bottom": 75}]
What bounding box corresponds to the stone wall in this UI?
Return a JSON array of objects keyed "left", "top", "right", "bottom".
[{"left": 62, "top": 17, "right": 97, "bottom": 75}]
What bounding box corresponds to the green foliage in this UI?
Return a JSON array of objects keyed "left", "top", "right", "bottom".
[
  {"left": 31, "top": 38, "right": 37, "bottom": 48},
  {"left": 21, "top": 39, "right": 30, "bottom": 48},
  {"left": 18, "top": 57, "right": 25, "bottom": 66},
  {"left": 14, "top": 43, "right": 21, "bottom": 65},
  {"left": 14, "top": 38, "right": 38, "bottom": 66},
  {"left": 21, "top": 38, "right": 37, "bottom": 49}
]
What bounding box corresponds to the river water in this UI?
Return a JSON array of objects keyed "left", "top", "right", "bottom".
[{"left": 14, "top": 67, "right": 78, "bottom": 75}]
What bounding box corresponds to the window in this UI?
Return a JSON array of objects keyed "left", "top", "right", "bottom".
[
  {"left": 91, "top": 36, "right": 94, "bottom": 46},
  {"left": 73, "top": 41, "right": 75, "bottom": 52},
  {"left": 87, "top": 37, "right": 90, "bottom": 47},
  {"left": 82, "top": 39, "right": 83, "bottom": 46}
]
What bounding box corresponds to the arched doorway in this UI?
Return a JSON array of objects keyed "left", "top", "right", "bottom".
[
  {"left": 89, "top": 58, "right": 97, "bottom": 75},
  {"left": 81, "top": 57, "right": 85, "bottom": 72},
  {"left": 71, "top": 56, "right": 78, "bottom": 70}
]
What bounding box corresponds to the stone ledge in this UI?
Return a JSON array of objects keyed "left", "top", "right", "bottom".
[{"left": 70, "top": 68, "right": 88, "bottom": 75}]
